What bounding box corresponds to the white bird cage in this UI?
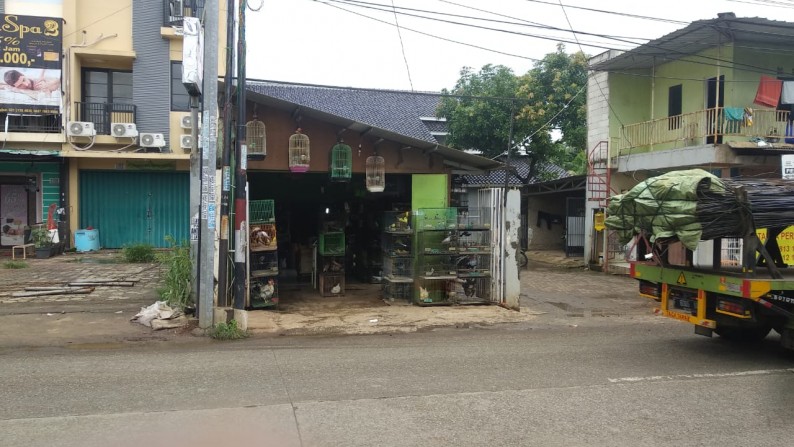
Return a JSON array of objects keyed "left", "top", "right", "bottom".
[
  {"left": 289, "top": 129, "right": 310, "bottom": 173},
  {"left": 366, "top": 155, "right": 385, "bottom": 192},
  {"left": 246, "top": 119, "right": 266, "bottom": 158}
]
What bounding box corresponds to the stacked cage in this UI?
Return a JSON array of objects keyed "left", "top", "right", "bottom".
[
  {"left": 453, "top": 207, "right": 493, "bottom": 304},
  {"left": 414, "top": 208, "right": 458, "bottom": 305},
  {"left": 248, "top": 200, "right": 278, "bottom": 308},
  {"left": 381, "top": 211, "right": 414, "bottom": 303},
  {"left": 318, "top": 231, "right": 345, "bottom": 296}
]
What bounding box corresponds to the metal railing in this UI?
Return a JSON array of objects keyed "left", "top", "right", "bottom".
[
  {"left": 614, "top": 108, "right": 791, "bottom": 154},
  {"left": 75, "top": 102, "right": 136, "bottom": 135},
  {"left": 0, "top": 113, "right": 61, "bottom": 133},
  {"left": 163, "top": 0, "right": 205, "bottom": 27}
]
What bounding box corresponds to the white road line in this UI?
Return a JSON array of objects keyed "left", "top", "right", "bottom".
[{"left": 608, "top": 368, "right": 794, "bottom": 383}]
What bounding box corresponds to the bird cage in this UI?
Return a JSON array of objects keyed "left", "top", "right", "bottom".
[
  {"left": 246, "top": 119, "right": 266, "bottom": 159},
  {"left": 366, "top": 155, "right": 385, "bottom": 192},
  {"left": 288, "top": 129, "right": 310, "bottom": 173},
  {"left": 330, "top": 142, "right": 352, "bottom": 181}
]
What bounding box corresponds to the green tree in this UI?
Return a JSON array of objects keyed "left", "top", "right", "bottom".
[{"left": 438, "top": 45, "right": 588, "bottom": 176}]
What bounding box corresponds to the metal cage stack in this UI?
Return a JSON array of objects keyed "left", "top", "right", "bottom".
[{"left": 248, "top": 199, "right": 278, "bottom": 308}]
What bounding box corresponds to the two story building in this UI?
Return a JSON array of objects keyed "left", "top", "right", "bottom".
[{"left": 586, "top": 13, "right": 794, "bottom": 269}]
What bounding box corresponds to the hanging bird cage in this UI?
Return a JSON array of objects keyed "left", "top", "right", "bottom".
[
  {"left": 246, "top": 119, "right": 266, "bottom": 159},
  {"left": 288, "top": 129, "right": 310, "bottom": 173},
  {"left": 330, "top": 141, "right": 352, "bottom": 181},
  {"left": 366, "top": 155, "right": 385, "bottom": 192}
]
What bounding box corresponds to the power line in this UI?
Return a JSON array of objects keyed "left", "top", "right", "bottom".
[
  {"left": 390, "top": 0, "right": 414, "bottom": 91},
  {"left": 522, "top": 0, "right": 689, "bottom": 25}
]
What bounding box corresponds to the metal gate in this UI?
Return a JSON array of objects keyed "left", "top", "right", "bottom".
[
  {"left": 79, "top": 171, "right": 189, "bottom": 248},
  {"left": 566, "top": 197, "right": 585, "bottom": 256}
]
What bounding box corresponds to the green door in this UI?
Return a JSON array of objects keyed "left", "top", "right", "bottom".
[{"left": 79, "top": 171, "right": 189, "bottom": 248}]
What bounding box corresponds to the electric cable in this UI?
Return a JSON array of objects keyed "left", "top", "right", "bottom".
[{"left": 391, "top": 0, "right": 415, "bottom": 91}]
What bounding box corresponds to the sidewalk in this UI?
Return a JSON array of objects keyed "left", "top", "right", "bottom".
[{"left": 0, "top": 250, "right": 646, "bottom": 348}]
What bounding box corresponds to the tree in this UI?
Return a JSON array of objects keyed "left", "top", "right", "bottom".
[{"left": 438, "top": 45, "right": 588, "bottom": 176}]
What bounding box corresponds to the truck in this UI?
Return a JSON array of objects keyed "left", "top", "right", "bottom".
[{"left": 605, "top": 169, "right": 794, "bottom": 350}]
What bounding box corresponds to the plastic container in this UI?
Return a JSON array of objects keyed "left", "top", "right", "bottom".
[{"left": 75, "top": 229, "right": 100, "bottom": 252}]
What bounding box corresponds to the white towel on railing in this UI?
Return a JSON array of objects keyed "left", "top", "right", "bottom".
[{"left": 781, "top": 81, "right": 794, "bottom": 104}]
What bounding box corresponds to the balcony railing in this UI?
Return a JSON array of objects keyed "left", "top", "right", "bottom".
[
  {"left": 163, "top": 0, "right": 205, "bottom": 27},
  {"left": 75, "top": 102, "right": 136, "bottom": 135},
  {"left": 0, "top": 113, "right": 61, "bottom": 133},
  {"left": 613, "top": 108, "right": 791, "bottom": 155}
]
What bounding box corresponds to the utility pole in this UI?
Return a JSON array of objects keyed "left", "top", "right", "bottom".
[
  {"left": 216, "top": 0, "right": 237, "bottom": 308},
  {"left": 199, "top": 0, "right": 220, "bottom": 328},
  {"left": 232, "top": 0, "right": 248, "bottom": 310}
]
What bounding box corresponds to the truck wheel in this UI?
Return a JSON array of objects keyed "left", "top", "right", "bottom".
[{"left": 715, "top": 325, "right": 772, "bottom": 342}]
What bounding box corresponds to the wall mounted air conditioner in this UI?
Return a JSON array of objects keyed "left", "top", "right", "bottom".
[
  {"left": 140, "top": 133, "right": 166, "bottom": 148},
  {"left": 111, "top": 122, "right": 138, "bottom": 138},
  {"left": 181, "top": 114, "right": 200, "bottom": 129},
  {"left": 67, "top": 121, "right": 96, "bottom": 137},
  {"left": 180, "top": 134, "right": 193, "bottom": 150}
]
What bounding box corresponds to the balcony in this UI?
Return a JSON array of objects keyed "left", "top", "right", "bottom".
[
  {"left": 163, "top": 0, "right": 205, "bottom": 27},
  {"left": 75, "top": 102, "right": 136, "bottom": 136},
  {"left": 613, "top": 108, "right": 791, "bottom": 156},
  {"left": 0, "top": 113, "right": 61, "bottom": 133}
]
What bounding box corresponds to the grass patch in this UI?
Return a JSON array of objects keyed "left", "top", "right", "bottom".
[
  {"left": 3, "top": 260, "right": 28, "bottom": 269},
  {"left": 121, "top": 243, "right": 156, "bottom": 263},
  {"left": 208, "top": 319, "right": 248, "bottom": 340},
  {"left": 156, "top": 236, "right": 192, "bottom": 309}
]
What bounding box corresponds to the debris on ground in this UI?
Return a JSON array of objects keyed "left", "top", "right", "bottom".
[
  {"left": 131, "top": 301, "right": 188, "bottom": 330},
  {"left": 12, "top": 287, "right": 95, "bottom": 297}
]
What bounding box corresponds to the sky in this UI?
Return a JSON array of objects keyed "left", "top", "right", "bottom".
[{"left": 245, "top": 0, "right": 794, "bottom": 91}]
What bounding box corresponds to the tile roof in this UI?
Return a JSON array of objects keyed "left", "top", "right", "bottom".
[
  {"left": 247, "top": 80, "right": 445, "bottom": 144},
  {"left": 461, "top": 157, "right": 571, "bottom": 187}
]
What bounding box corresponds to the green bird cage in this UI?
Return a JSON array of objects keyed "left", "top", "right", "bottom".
[
  {"left": 288, "top": 129, "right": 310, "bottom": 173},
  {"left": 330, "top": 141, "right": 352, "bottom": 181},
  {"left": 249, "top": 199, "right": 275, "bottom": 224}
]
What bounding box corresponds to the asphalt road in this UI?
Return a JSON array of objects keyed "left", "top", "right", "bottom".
[{"left": 1, "top": 319, "right": 793, "bottom": 447}]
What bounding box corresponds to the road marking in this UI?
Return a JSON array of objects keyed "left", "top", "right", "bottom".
[{"left": 608, "top": 368, "right": 794, "bottom": 383}]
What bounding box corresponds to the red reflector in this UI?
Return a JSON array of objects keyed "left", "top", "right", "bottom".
[
  {"left": 630, "top": 263, "right": 636, "bottom": 277},
  {"left": 741, "top": 280, "right": 751, "bottom": 298}
]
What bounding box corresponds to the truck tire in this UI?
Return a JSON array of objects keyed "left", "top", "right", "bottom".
[{"left": 715, "top": 325, "right": 772, "bottom": 342}]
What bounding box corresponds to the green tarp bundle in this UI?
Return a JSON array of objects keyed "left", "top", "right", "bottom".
[{"left": 604, "top": 169, "right": 729, "bottom": 250}]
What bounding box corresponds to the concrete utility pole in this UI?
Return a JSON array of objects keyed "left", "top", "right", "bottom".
[
  {"left": 232, "top": 0, "right": 248, "bottom": 310},
  {"left": 216, "top": 0, "right": 237, "bottom": 308},
  {"left": 189, "top": 95, "right": 200, "bottom": 307},
  {"left": 199, "top": 0, "right": 220, "bottom": 329}
]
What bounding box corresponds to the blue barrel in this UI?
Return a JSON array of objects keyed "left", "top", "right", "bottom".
[{"left": 75, "top": 229, "right": 100, "bottom": 252}]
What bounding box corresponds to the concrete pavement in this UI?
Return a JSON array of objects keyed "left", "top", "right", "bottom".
[{"left": 0, "top": 250, "right": 651, "bottom": 347}]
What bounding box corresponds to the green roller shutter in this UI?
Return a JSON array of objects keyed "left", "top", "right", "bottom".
[{"left": 79, "top": 171, "right": 189, "bottom": 248}]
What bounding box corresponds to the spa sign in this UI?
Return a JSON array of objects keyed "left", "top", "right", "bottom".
[{"left": 0, "top": 14, "right": 63, "bottom": 114}]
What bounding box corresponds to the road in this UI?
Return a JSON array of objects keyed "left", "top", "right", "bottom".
[{"left": 1, "top": 317, "right": 793, "bottom": 446}]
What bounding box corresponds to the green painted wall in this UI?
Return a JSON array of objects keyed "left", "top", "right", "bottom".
[
  {"left": 608, "top": 71, "right": 652, "bottom": 149},
  {"left": 0, "top": 161, "right": 61, "bottom": 222},
  {"left": 411, "top": 174, "right": 448, "bottom": 210}
]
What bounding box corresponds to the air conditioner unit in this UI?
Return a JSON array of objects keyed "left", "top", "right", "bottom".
[
  {"left": 111, "top": 122, "right": 138, "bottom": 138},
  {"left": 181, "top": 115, "right": 195, "bottom": 129},
  {"left": 67, "top": 121, "right": 96, "bottom": 137},
  {"left": 140, "top": 133, "right": 166, "bottom": 148},
  {"left": 180, "top": 134, "right": 193, "bottom": 150}
]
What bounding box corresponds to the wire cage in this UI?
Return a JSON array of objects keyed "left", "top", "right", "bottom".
[
  {"left": 455, "top": 253, "right": 491, "bottom": 277},
  {"left": 249, "top": 199, "right": 275, "bottom": 224},
  {"left": 246, "top": 119, "right": 266, "bottom": 159},
  {"left": 449, "top": 276, "right": 492, "bottom": 305},
  {"left": 366, "top": 155, "right": 385, "bottom": 192},
  {"left": 383, "top": 256, "right": 413, "bottom": 279},
  {"left": 250, "top": 223, "right": 277, "bottom": 252},
  {"left": 457, "top": 228, "right": 491, "bottom": 253},
  {"left": 418, "top": 230, "right": 458, "bottom": 255},
  {"left": 319, "top": 232, "right": 345, "bottom": 256},
  {"left": 458, "top": 206, "right": 491, "bottom": 229},
  {"left": 416, "top": 208, "right": 458, "bottom": 230},
  {"left": 250, "top": 250, "right": 279, "bottom": 276},
  {"left": 383, "top": 279, "right": 413, "bottom": 303},
  {"left": 417, "top": 254, "right": 456, "bottom": 278},
  {"left": 319, "top": 272, "right": 345, "bottom": 296},
  {"left": 319, "top": 254, "right": 345, "bottom": 273},
  {"left": 249, "top": 276, "right": 278, "bottom": 308},
  {"left": 330, "top": 142, "right": 352, "bottom": 181},
  {"left": 382, "top": 232, "right": 412, "bottom": 257},
  {"left": 288, "top": 129, "right": 310, "bottom": 173},
  {"left": 383, "top": 210, "right": 412, "bottom": 233},
  {"left": 415, "top": 278, "right": 454, "bottom": 305}
]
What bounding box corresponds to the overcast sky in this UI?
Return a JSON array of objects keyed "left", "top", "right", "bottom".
[{"left": 245, "top": 0, "right": 794, "bottom": 91}]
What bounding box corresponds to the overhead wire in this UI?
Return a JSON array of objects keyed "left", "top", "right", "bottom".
[
  {"left": 390, "top": 0, "right": 415, "bottom": 90},
  {"left": 521, "top": 0, "right": 689, "bottom": 25}
]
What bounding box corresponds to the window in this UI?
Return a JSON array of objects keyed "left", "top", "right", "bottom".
[
  {"left": 171, "top": 62, "right": 190, "bottom": 111},
  {"left": 82, "top": 69, "right": 133, "bottom": 104},
  {"left": 668, "top": 84, "right": 682, "bottom": 130}
]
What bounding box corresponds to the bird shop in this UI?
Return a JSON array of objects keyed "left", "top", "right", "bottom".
[{"left": 239, "top": 90, "right": 520, "bottom": 311}]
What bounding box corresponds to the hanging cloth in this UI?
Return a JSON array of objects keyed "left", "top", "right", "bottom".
[
  {"left": 754, "top": 75, "right": 783, "bottom": 108},
  {"left": 724, "top": 107, "right": 744, "bottom": 121},
  {"left": 781, "top": 81, "right": 794, "bottom": 104}
]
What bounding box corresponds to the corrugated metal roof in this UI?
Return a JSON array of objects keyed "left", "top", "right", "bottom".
[
  {"left": 591, "top": 15, "right": 794, "bottom": 71},
  {"left": 462, "top": 157, "right": 571, "bottom": 187}
]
